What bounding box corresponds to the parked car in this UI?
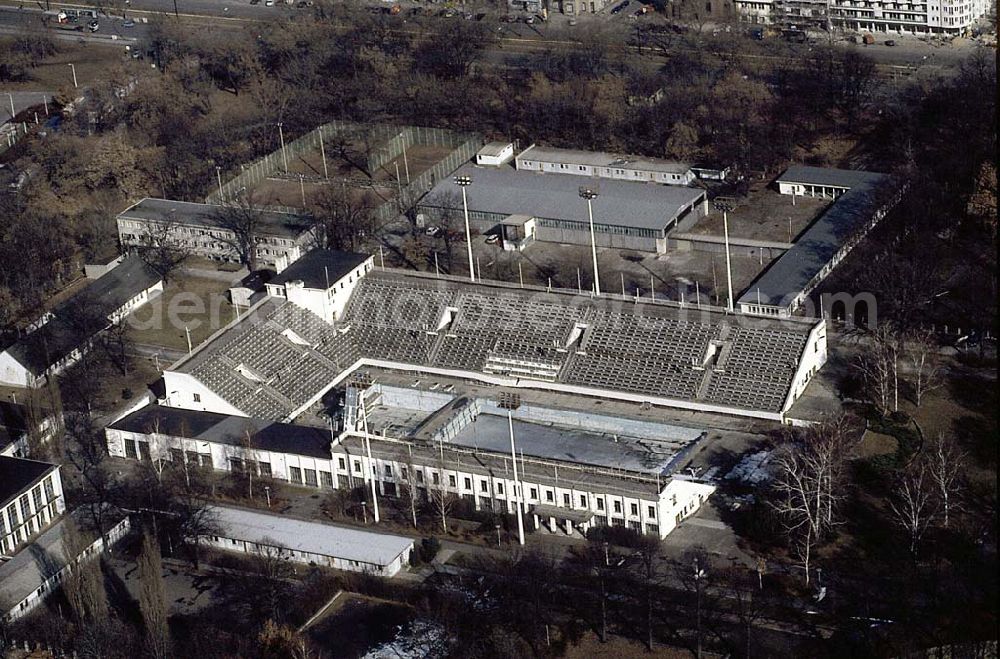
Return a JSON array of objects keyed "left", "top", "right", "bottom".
[
  {"left": 87, "top": 19, "right": 99, "bottom": 31},
  {"left": 885, "top": 39, "right": 896, "bottom": 46},
  {"left": 610, "top": 1, "right": 630, "bottom": 14},
  {"left": 123, "top": 18, "right": 135, "bottom": 26},
  {"left": 485, "top": 234, "right": 500, "bottom": 244},
  {"left": 426, "top": 226, "right": 442, "bottom": 237},
  {"left": 525, "top": 14, "right": 535, "bottom": 23}
]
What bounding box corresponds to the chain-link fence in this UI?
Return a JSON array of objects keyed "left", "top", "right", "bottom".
[{"left": 206, "top": 122, "right": 483, "bottom": 226}]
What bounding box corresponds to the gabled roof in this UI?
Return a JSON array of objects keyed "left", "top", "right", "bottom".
[
  {"left": 108, "top": 405, "right": 332, "bottom": 459},
  {"left": 0, "top": 456, "right": 56, "bottom": 509},
  {"left": 268, "top": 250, "right": 370, "bottom": 291}
]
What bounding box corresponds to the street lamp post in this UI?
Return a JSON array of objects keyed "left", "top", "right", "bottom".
[
  {"left": 579, "top": 187, "right": 601, "bottom": 296},
  {"left": 277, "top": 122, "right": 288, "bottom": 173},
  {"left": 495, "top": 522, "right": 502, "bottom": 548},
  {"left": 264, "top": 485, "right": 271, "bottom": 508},
  {"left": 67, "top": 63, "right": 78, "bottom": 89},
  {"left": 455, "top": 175, "right": 475, "bottom": 282},
  {"left": 693, "top": 558, "right": 707, "bottom": 659},
  {"left": 714, "top": 200, "right": 735, "bottom": 312}
]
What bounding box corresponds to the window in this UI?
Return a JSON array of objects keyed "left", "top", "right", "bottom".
[
  {"left": 530, "top": 487, "right": 538, "bottom": 499},
  {"left": 613, "top": 500, "right": 622, "bottom": 514},
  {"left": 464, "top": 477, "right": 472, "bottom": 490},
  {"left": 338, "top": 457, "right": 346, "bottom": 470},
  {"left": 496, "top": 483, "right": 504, "bottom": 495},
  {"left": 42, "top": 477, "right": 54, "bottom": 502},
  {"left": 630, "top": 503, "right": 639, "bottom": 516},
  {"left": 417, "top": 471, "right": 424, "bottom": 484},
  {"left": 545, "top": 490, "right": 554, "bottom": 502},
  {"left": 124, "top": 439, "right": 138, "bottom": 460},
  {"left": 401, "top": 466, "right": 408, "bottom": 480},
  {"left": 432, "top": 472, "right": 440, "bottom": 485},
  {"left": 289, "top": 466, "right": 302, "bottom": 483},
  {"left": 31, "top": 486, "right": 43, "bottom": 512},
  {"left": 353, "top": 460, "right": 362, "bottom": 474},
  {"left": 259, "top": 462, "right": 272, "bottom": 477},
  {"left": 648, "top": 506, "right": 656, "bottom": 519},
  {"left": 19, "top": 495, "right": 30, "bottom": 520},
  {"left": 448, "top": 474, "right": 456, "bottom": 487},
  {"left": 562, "top": 493, "right": 570, "bottom": 506},
  {"left": 480, "top": 480, "right": 488, "bottom": 493},
  {"left": 304, "top": 469, "right": 318, "bottom": 487},
  {"left": 193, "top": 393, "right": 201, "bottom": 403},
  {"left": 580, "top": 495, "right": 588, "bottom": 507},
  {"left": 229, "top": 458, "right": 244, "bottom": 472},
  {"left": 384, "top": 465, "right": 392, "bottom": 477},
  {"left": 320, "top": 471, "right": 333, "bottom": 488},
  {"left": 597, "top": 497, "right": 604, "bottom": 511}
]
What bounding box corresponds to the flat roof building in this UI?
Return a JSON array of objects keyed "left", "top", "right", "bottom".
[
  {"left": 739, "top": 166, "right": 897, "bottom": 318},
  {"left": 264, "top": 249, "right": 374, "bottom": 323},
  {"left": 203, "top": 505, "right": 413, "bottom": 577},
  {"left": 116, "top": 198, "right": 317, "bottom": 272},
  {"left": 516, "top": 145, "right": 695, "bottom": 186},
  {"left": 420, "top": 164, "right": 707, "bottom": 253}
]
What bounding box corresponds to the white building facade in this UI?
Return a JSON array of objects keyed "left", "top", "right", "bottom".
[{"left": 0, "top": 460, "right": 65, "bottom": 557}]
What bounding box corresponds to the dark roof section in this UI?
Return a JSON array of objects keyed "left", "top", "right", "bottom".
[
  {"left": 5, "top": 257, "right": 162, "bottom": 376},
  {"left": 422, "top": 163, "right": 705, "bottom": 232},
  {"left": 740, "top": 168, "right": 889, "bottom": 307},
  {"left": 118, "top": 198, "right": 313, "bottom": 239},
  {"left": 109, "top": 405, "right": 331, "bottom": 459},
  {"left": 54, "top": 256, "right": 160, "bottom": 318},
  {"left": 269, "top": 250, "right": 370, "bottom": 290},
  {"left": 0, "top": 456, "right": 56, "bottom": 508},
  {"left": 6, "top": 318, "right": 81, "bottom": 377}
]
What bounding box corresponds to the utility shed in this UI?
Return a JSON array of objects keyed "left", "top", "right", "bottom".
[{"left": 203, "top": 505, "right": 413, "bottom": 577}]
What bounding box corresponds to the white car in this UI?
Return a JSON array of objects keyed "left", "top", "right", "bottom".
[{"left": 265, "top": 0, "right": 275, "bottom": 6}]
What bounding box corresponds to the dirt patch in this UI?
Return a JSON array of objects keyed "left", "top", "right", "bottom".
[
  {"left": 686, "top": 188, "right": 829, "bottom": 242},
  {"left": 855, "top": 430, "right": 898, "bottom": 459}
]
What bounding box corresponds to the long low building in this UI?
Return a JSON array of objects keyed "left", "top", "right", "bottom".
[
  {"left": 202, "top": 505, "right": 413, "bottom": 577},
  {"left": 419, "top": 163, "right": 707, "bottom": 254},
  {"left": 738, "top": 166, "right": 898, "bottom": 318},
  {"left": 515, "top": 145, "right": 695, "bottom": 186},
  {"left": 0, "top": 256, "right": 163, "bottom": 388},
  {"left": 117, "top": 198, "right": 317, "bottom": 272},
  {"left": 0, "top": 510, "right": 130, "bottom": 622},
  {"left": 161, "top": 268, "right": 827, "bottom": 422},
  {"left": 105, "top": 390, "right": 717, "bottom": 540}
]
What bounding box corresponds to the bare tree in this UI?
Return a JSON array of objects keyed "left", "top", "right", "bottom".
[
  {"left": 62, "top": 518, "right": 109, "bottom": 623},
  {"left": 905, "top": 329, "right": 943, "bottom": 407},
  {"left": 854, "top": 324, "right": 903, "bottom": 416},
  {"left": 309, "top": 183, "right": 375, "bottom": 252},
  {"left": 631, "top": 535, "right": 666, "bottom": 651},
  {"left": 135, "top": 213, "right": 191, "bottom": 284},
  {"left": 769, "top": 419, "right": 856, "bottom": 584},
  {"left": 430, "top": 473, "right": 457, "bottom": 534},
  {"left": 210, "top": 194, "right": 267, "bottom": 271},
  {"left": 889, "top": 463, "right": 937, "bottom": 556},
  {"left": 138, "top": 533, "right": 170, "bottom": 659},
  {"left": 927, "top": 433, "right": 965, "bottom": 528}
]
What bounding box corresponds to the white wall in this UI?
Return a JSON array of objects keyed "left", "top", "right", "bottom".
[
  {"left": 161, "top": 371, "right": 248, "bottom": 417},
  {"left": 201, "top": 536, "right": 410, "bottom": 577},
  {"left": 0, "top": 351, "right": 31, "bottom": 388}
]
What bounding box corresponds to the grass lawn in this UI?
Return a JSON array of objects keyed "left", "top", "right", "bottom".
[{"left": 127, "top": 274, "right": 237, "bottom": 352}]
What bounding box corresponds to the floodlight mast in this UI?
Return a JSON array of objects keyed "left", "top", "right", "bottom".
[
  {"left": 579, "top": 187, "right": 601, "bottom": 296},
  {"left": 714, "top": 200, "right": 735, "bottom": 312},
  {"left": 455, "top": 176, "right": 476, "bottom": 282}
]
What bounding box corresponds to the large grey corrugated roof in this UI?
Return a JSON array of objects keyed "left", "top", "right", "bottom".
[
  {"left": 740, "top": 168, "right": 889, "bottom": 306},
  {"left": 518, "top": 146, "right": 690, "bottom": 175},
  {"left": 108, "top": 405, "right": 332, "bottom": 459},
  {"left": 118, "top": 198, "right": 313, "bottom": 239},
  {"left": 208, "top": 505, "right": 413, "bottom": 566},
  {"left": 422, "top": 164, "right": 704, "bottom": 232}
]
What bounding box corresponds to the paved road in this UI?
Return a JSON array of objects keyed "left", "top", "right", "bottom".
[{"left": 0, "top": 0, "right": 984, "bottom": 76}]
